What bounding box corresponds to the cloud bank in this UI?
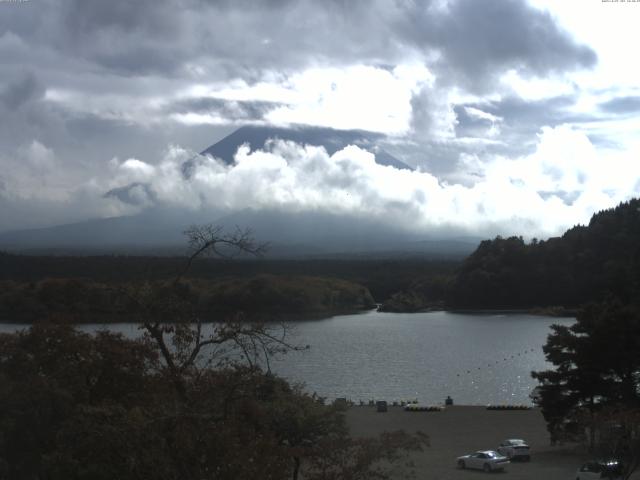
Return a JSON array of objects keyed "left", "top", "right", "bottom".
[
  {"left": 97, "top": 126, "right": 640, "bottom": 238},
  {"left": 1, "top": 0, "right": 639, "bottom": 236}
]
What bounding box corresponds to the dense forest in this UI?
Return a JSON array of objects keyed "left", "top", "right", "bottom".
[
  {"left": 3, "top": 199, "right": 639, "bottom": 318},
  {"left": 0, "top": 253, "right": 457, "bottom": 321},
  {"left": 0, "top": 254, "right": 457, "bottom": 302},
  {"left": 0, "top": 275, "right": 376, "bottom": 323},
  {"left": 0, "top": 227, "right": 429, "bottom": 479},
  {"left": 447, "top": 198, "right": 640, "bottom": 309}
]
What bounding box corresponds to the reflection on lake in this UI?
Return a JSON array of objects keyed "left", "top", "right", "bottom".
[{"left": 0, "top": 310, "right": 574, "bottom": 405}]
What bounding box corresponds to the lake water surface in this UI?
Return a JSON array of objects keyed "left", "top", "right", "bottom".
[{"left": 1, "top": 310, "right": 574, "bottom": 405}]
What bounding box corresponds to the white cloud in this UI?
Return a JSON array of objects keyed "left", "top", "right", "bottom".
[
  {"left": 21, "top": 140, "right": 56, "bottom": 170},
  {"left": 0, "top": 140, "right": 137, "bottom": 230},
  {"left": 499, "top": 69, "right": 576, "bottom": 101},
  {"left": 4, "top": 124, "right": 639, "bottom": 237},
  {"left": 474, "top": 125, "right": 640, "bottom": 231},
  {"left": 528, "top": 0, "right": 640, "bottom": 89},
  {"left": 264, "top": 64, "right": 433, "bottom": 134},
  {"left": 97, "top": 126, "right": 640, "bottom": 238},
  {"left": 4, "top": 0, "right": 639, "bottom": 237},
  {"left": 462, "top": 106, "right": 503, "bottom": 138},
  {"left": 464, "top": 107, "right": 502, "bottom": 124},
  {"left": 171, "top": 64, "right": 435, "bottom": 134},
  {"left": 43, "top": 62, "right": 438, "bottom": 136},
  {"left": 119, "top": 158, "right": 156, "bottom": 177},
  {"left": 2, "top": 140, "right": 59, "bottom": 201}
]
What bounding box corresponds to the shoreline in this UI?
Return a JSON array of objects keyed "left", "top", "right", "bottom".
[
  {"left": 0, "top": 306, "right": 376, "bottom": 325},
  {"left": 377, "top": 306, "right": 578, "bottom": 317},
  {"left": 446, "top": 307, "right": 578, "bottom": 317},
  {"left": 0, "top": 305, "right": 577, "bottom": 325}
]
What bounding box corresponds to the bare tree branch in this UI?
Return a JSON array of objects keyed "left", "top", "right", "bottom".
[
  {"left": 175, "top": 225, "right": 269, "bottom": 285},
  {"left": 122, "top": 224, "right": 300, "bottom": 405}
]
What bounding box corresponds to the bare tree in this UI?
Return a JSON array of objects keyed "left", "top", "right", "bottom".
[
  {"left": 126, "top": 224, "right": 301, "bottom": 400},
  {"left": 117, "top": 224, "right": 426, "bottom": 480},
  {"left": 175, "top": 225, "right": 268, "bottom": 284}
]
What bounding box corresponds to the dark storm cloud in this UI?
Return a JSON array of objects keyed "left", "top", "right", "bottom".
[
  {"left": 456, "top": 95, "right": 577, "bottom": 134},
  {"left": 0, "top": 0, "right": 610, "bottom": 233},
  {"left": 1, "top": 0, "right": 595, "bottom": 81},
  {"left": 453, "top": 107, "right": 494, "bottom": 139},
  {"left": 64, "top": 112, "right": 235, "bottom": 163},
  {"left": 398, "top": 0, "right": 597, "bottom": 90},
  {"left": 0, "top": 95, "right": 69, "bottom": 158},
  {"left": 0, "top": 72, "right": 44, "bottom": 110},
  {"left": 62, "top": 0, "right": 175, "bottom": 35},
  {"left": 60, "top": 0, "right": 185, "bottom": 76},
  {"left": 0, "top": 0, "right": 598, "bottom": 156},
  {"left": 167, "top": 98, "right": 282, "bottom": 122},
  {"left": 0, "top": 0, "right": 183, "bottom": 76},
  {"left": 0, "top": 0, "right": 598, "bottom": 170},
  {"left": 599, "top": 96, "right": 640, "bottom": 114},
  {"left": 451, "top": 94, "right": 601, "bottom": 160}
]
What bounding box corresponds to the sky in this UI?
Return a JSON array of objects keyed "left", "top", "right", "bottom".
[{"left": 1, "top": 0, "right": 640, "bottom": 238}]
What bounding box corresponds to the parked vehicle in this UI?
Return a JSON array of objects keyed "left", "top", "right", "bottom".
[
  {"left": 575, "top": 460, "right": 623, "bottom": 480},
  {"left": 497, "top": 438, "right": 530, "bottom": 460},
  {"left": 456, "top": 450, "right": 510, "bottom": 472}
]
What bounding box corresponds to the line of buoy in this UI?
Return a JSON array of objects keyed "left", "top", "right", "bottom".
[
  {"left": 404, "top": 404, "right": 444, "bottom": 412},
  {"left": 486, "top": 404, "right": 532, "bottom": 410}
]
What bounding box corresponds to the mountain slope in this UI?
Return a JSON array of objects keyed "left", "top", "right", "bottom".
[
  {"left": 198, "top": 125, "right": 411, "bottom": 170},
  {"left": 0, "top": 126, "right": 443, "bottom": 255},
  {"left": 213, "top": 208, "right": 478, "bottom": 257},
  {"left": 0, "top": 208, "right": 223, "bottom": 253},
  {"left": 0, "top": 206, "right": 479, "bottom": 258}
]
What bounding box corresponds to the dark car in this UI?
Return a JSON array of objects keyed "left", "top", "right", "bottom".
[
  {"left": 576, "top": 459, "right": 623, "bottom": 480},
  {"left": 376, "top": 400, "right": 388, "bottom": 412}
]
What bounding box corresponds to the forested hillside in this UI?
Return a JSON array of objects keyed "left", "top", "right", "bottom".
[
  {"left": 0, "top": 275, "right": 376, "bottom": 323},
  {"left": 448, "top": 198, "right": 640, "bottom": 309},
  {"left": 0, "top": 253, "right": 457, "bottom": 306}
]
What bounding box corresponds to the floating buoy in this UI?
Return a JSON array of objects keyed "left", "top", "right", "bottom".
[
  {"left": 486, "top": 404, "right": 532, "bottom": 411},
  {"left": 404, "top": 404, "right": 444, "bottom": 412}
]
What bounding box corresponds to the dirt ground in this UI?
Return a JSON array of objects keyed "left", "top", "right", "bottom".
[{"left": 346, "top": 405, "right": 638, "bottom": 480}]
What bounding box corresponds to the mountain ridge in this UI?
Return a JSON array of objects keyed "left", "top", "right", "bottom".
[
  {"left": 199, "top": 124, "right": 411, "bottom": 170},
  {"left": 0, "top": 125, "right": 471, "bottom": 257}
]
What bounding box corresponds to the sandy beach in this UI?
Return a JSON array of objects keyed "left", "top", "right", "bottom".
[{"left": 346, "top": 405, "right": 638, "bottom": 480}]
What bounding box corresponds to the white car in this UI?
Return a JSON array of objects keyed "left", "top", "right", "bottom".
[
  {"left": 497, "top": 438, "right": 530, "bottom": 461},
  {"left": 456, "top": 450, "right": 510, "bottom": 472},
  {"left": 576, "top": 460, "right": 623, "bottom": 480}
]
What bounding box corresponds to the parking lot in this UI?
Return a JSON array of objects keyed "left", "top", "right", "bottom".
[{"left": 346, "top": 405, "right": 636, "bottom": 480}]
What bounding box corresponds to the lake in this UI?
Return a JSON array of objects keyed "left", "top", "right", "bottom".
[{"left": 0, "top": 310, "right": 574, "bottom": 405}]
